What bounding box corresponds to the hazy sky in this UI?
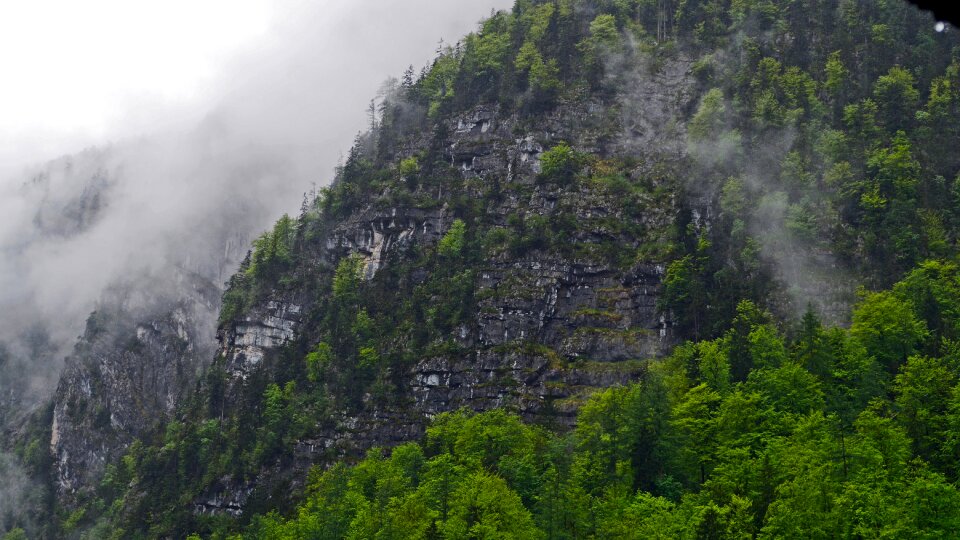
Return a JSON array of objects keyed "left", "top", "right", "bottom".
[
  {"left": 0, "top": 0, "right": 267, "bottom": 176},
  {"left": 0, "top": 0, "right": 513, "bottom": 179}
]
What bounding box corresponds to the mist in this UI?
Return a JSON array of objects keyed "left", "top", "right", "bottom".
[
  {"left": 0, "top": 2, "right": 515, "bottom": 529},
  {"left": 0, "top": 0, "right": 513, "bottom": 430}
]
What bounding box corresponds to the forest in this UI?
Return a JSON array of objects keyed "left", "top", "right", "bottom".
[
  {"left": 7, "top": 0, "right": 960, "bottom": 538},
  {"left": 244, "top": 268, "right": 960, "bottom": 538}
]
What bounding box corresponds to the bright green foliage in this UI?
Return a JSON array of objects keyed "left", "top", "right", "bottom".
[
  {"left": 304, "top": 342, "right": 332, "bottom": 382},
  {"left": 873, "top": 66, "right": 920, "bottom": 132},
  {"left": 577, "top": 13, "right": 621, "bottom": 81},
  {"left": 747, "top": 325, "right": 788, "bottom": 370},
  {"left": 467, "top": 15, "right": 513, "bottom": 77},
  {"left": 248, "top": 214, "right": 296, "bottom": 280},
  {"left": 231, "top": 261, "right": 960, "bottom": 537},
  {"left": 749, "top": 58, "right": 804, "bottom": 128},
  {"left": 425, "top": 410, "right": 541, "bottom": 470},
  {"left": 441, "top": 472, "right": 542, "bottom": 539},
  {"left": 588, "top": 14, "right": 619, "bottom": 46},
  {"left": 245, "top": 413, "right": 545, "bottom": 539},
  {"left": 514, "top": 41, "right": 542, "bottom": 73},
  {"left": 894, "top": 260, "right": 960, "bottom": 349},
  {"left": 421, "top": 53, "right": 460, "bottom": 118},
  {"left": 88, "top": 257, "right": 960, "bottom": 539},
  {"left": 894, "top": 355, "right": 955, "bottom": 465},
  {"left": 746, "top": 362, "right": 824, "bottom": 415},
  {"left": 697, "top": 339, "right": 731, "bottom": 393},
  {"left": 398, "top": 156, "right": 419, "bottom": 178},
  {"left": 437, "top": 219, "right": 466, "bottom": 259},
  {"left": 511, "top": 9, "right": 562, "bottom": 102},
  {"left": 538, "top": 142, "right": 582, "bottom": 185},
  {"left": 513, "top": 39, "right": 561, "bottom": 101},
  {"left": 670, "top": 383, "right": 723, "bottom": 485},
  {"left": 520, "top": 2, "right": 555, "bottom": 44},
  {"left": 253, "top": 382, "right": 299, "bottom": 465},
  {"left": 850, "top": 290, "right": 928, "bottom": 372},
  {"left": 689, "top": 88, "right": 728, "bottom": 142},
  {"left": 528, "top": 56, "right": 561, "bottom": 94},
  {"left": 333, "top": 254, "right": 365, "bottom": 300},
  {"left": 1, "top": 529, "right": 27, "bottom": 540},
  {"left": 824, "top": 50, "right": 848, "bottom": 97}
]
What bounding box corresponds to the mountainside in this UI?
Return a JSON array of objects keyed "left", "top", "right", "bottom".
[
  {"left": 6, "top": 0, "right": 960, "bottom": 538},
  {"left": 200, "top": 95, "right": 685, "bottom": 512},
  {"left": 0, "top": 119, "right": 300, "bottom": 538},
  {"left": 51, "top": 271, "right": 220, "bottom": 505}
]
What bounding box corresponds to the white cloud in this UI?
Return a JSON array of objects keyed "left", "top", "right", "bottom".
[{"left": 0, "top": 0, "right": 270, "bottom": 132}]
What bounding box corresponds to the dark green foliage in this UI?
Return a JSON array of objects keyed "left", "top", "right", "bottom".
[
  {"left": 660, "top": 250, "right": 709, "bottom": 339},
  {"left": 537, "top": 142, "right": 583, "bottom": 186},
  {"left": 220, "top": 214, "right": 299, "bottom": 324}
]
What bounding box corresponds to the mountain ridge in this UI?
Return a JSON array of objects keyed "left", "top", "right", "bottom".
[{"left": 5, "top": 0, "right": 960, "bottom": 537}]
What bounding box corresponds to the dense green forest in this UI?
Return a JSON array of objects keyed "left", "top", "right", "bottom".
[
  {"left": 13, "top": 0, "right": 960, "bottom": 538},
  {"left": 242, "top": 267, "right": 960, "bottom": 538},
  {"left": 69, "top": 264, "right": 960, "bottom": 538}
]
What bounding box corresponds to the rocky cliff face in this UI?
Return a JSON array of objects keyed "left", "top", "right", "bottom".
[
  {"left": 0, "top": 150, "right": 116, "bottom": 437},
  {"left": 50, "top": 273, "right": 220, "bottom": 504},
  {"left": 200, "top": 57, "right": 695, "bottom": 511},
  {"left": 1, "top": 137, "right": 293, "bottom": 517}
]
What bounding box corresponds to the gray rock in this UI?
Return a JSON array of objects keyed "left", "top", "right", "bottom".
[{"left": 50, "top": 272, "right": 219, "bottom": 504}]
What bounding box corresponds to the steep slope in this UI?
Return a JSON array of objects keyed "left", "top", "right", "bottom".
[
  {"left": 241, "top": 256, "right": 960, "bottom": 538},
  {"left": 47, "top": 0, "right": 960, "bottom": 537},
  {"left": 0, "top": 125, "right": 305, "bottom": 538},
  {"left": 50, "top": 272, "right": 220, "bottom": 506},
  {"left": 179, "top": 87, "right": 690, "bottom": 528},
  {"left": 0, "top": 149, "right": 116, "bottom": 432},
  {"left": 203, "top": 96, "right": 684, "bottom": 508}
]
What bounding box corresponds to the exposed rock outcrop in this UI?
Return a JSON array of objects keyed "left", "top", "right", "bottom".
[
  {"left": 200, "top": 63, "right": 696, "bottom": 512},
  {"left": 51, "top": 273, "right": 219, "bottom": 503}
]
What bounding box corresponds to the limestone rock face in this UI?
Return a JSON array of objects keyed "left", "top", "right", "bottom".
[
  {"left": 50, "top": 274, "right": 219, "bottom": 503},
  {"left": 223, "top": 300, "right": 304, "bottom": 381},
  {"left": 4, "top": 132, "right": 287, "bottom": 515},
  {"left": 200, "top": 57, "right": 697, "bottom": 513}
]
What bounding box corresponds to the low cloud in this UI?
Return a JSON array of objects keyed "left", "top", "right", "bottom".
[{"left": 0, "top": 0, "right": 512, "bottom": 433}]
